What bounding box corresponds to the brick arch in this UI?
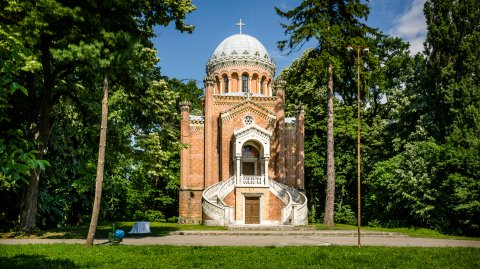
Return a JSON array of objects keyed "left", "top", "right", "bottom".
[
  {"left": 222, "top": 74, "right": 229, "bottom": 93},
  {"left": 215, "top": 76, "right": 220, "bottom": 94},
  {"left": 241, "top": 72, "right": 249, "bottom": 93},
  {"left": 260, "top": 75, "right": 267, "bottom": 95},
  {"left": 234, "top": 124, "right": 272, "bottom": 158},
  {"left": 233, "top": 124, "right": 272, "bottom": 180},
  {"left": 231, "top": 72, "right": 239, "bottom": 92},
  {"left": 251, "top": 73, "right": 259, "bottom": 94}
]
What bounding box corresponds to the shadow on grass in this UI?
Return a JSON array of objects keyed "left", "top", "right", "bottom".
[
  {"left": 0, "top": 254, "right": 77, "bottom": 269},
  {"left": 42, "top": 223, "right": 179, "bottom": 239},
  {"left": 1, "top": 222, "right": 227, "bottom": 239}
]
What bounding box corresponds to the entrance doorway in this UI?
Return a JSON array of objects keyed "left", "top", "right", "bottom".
[
  {"left": 244, "top": 196, "right": 260, "bottom": 224},
  {"left": 242, "top": 162, "right": 255, "bottom": 175}
]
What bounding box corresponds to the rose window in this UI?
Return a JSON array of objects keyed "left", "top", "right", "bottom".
[{"left": 243, "top": 116, "right": 254, "bottom": 125}]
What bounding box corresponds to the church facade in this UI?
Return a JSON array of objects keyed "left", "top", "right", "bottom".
[{"left": 179, "top": 28, "right": 307, "bottom": 226}]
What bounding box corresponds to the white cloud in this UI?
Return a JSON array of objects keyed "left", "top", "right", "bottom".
[{"left": 389, "top": 0, "right": 427, "bottom": 54}]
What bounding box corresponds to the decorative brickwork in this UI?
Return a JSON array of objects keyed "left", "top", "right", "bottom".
[{"left": 178, "top": 31, "right": 306, "bottom": 226}]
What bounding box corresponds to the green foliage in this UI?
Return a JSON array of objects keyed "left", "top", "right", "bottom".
[
  {"left": 366, "top": 140, "right": 443, "bottom": 228},
  {"left": 365, "top": 0, "right": 480, "bottom": 236},
  {"left": 280, "top": 0, "right": 479, "bottom": 236},
  {"left": 0, "top": 0, "right": 196, "bottom": 229},
  {"left": 133, "top": 210, "right": 166, "bottom": 223},
  {"left": 334, "top": 204, "right": 357, "bottom": 225}
]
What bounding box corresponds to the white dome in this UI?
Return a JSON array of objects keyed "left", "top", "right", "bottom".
[{"left": 212, "top": 34, "right": 270, "bottom": 59}]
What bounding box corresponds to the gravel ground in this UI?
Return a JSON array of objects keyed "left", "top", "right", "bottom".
[{"left": 1, "top": 230, "right": 479, "bottom": 247}]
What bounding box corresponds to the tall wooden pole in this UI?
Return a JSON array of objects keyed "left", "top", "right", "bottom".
[
  {"left": 86, "top": 75, "right": 109, "bottom": 246},
  {"left": 348, "top": 45, "right": 368, "bottom": 247},
  {"left": 356, "top": 47, "right": 362, "bottom": 247}
]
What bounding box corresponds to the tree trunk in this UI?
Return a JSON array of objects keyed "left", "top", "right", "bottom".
[
  {"left": 19, "top": 168, "right": 41, "bottom": 231},
  {"left": 324, "top": 63, "right": 335, "bottom": 226},
  {"left": 20, "top": 38, "right": 54, "bottom": 231},
  {"left": 86, "top": 75, "right": 109, "bottom": 246}
]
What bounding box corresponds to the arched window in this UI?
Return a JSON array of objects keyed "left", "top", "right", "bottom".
[
  {"left": 223, "top": 76, "right": 229, "bottom": 92},
  {"left": 242, "top": 74, "right": 248, "bottom": 93},
  {"left": 242, "top": 145, "right": 258, "bottom": 158}
]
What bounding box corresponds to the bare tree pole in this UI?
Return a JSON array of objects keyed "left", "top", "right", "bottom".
[
  {"left": 324, "top": 63, "right": 335, "bottom": 226},
  {"left": 86, "top": 74, "right": 109, "bottom": 246},
  {"left": 347, "top": 45, "right": 369, "bottom": 247},
  {"left": 356, "top": 47, "right": 362, "bottom": 247}
]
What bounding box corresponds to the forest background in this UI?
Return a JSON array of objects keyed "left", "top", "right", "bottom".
[{"left": 1, "top": 0, "right": 478, "bottom": 236}]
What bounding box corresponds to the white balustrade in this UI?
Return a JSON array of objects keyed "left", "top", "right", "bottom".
[
  {"left": 293, "top": 201, "right": 308, "bottom": 226},
  {"left": 236, "top": 175, "right": 268, "bottom": 187},
  {"left": 269, "top": 179, "right": 308, "bottom": 225},
  {"left": 202, "top": 175, "right": 308, "bottom": 226},
  {"left": 218, "top": 177, "right": 235, "bottom": 200}
]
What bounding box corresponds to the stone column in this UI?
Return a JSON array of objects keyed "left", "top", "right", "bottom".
[
  {"left": 295, "top": 105, "right": 305, "bottom": 190},
  {"left": 238, "top": 76, "right": 241, "bottom": 92},
  {"left": 236, "top": 156, "right": 241, "bottom": 184},
  {"left": 249, "top": 77, "right": 252, "bottom": 93},
  {"left": 274, "top": 79, "right": 286, "bottom": 183},
  {"left": 264, "top": 156, "right": 269, "bottom": 182},
  {"left": 228, "top": 76, "right": 231, "bottom": 93}
]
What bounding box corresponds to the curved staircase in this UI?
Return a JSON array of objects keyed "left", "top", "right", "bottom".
[{"left": 202, "top": 176, "right": 307, "bottom": 226}]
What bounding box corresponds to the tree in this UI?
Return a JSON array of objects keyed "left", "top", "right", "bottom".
[
  {"left": 1, "top": 0, "right": 195, "bottom": 231},
  {"left": 276, "top": 0, "right": 373, "bottom": 225},
  {"left": 364, "top": 0, "right": 480, "bottom": 236},
  {"left": 280, "top": 33, "right": 411, "bottom": 226},
  {"left": 85, "top": 75, "right": 109, "bottom": 246}
]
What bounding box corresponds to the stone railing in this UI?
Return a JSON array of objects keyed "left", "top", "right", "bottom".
[
  {"left": 269, "top": 179, "right": 308, "bottom": 225},
  {"left": 269, "top": 179, "right": 290, "bottom": 204},
  {"left": 218, "top": 177, "right": 235, "bottom": 201},
  {"left": 217, "top": 177, "right": 235, "bottom": 224},
  {"left": 202, "top": 181, "right": 227, "bottom": 226},
  {"left": 202, "top": 198, "right": 229, "bottom": 226},
  {"left": 203, "top": 181, "right": 222, "bottom": 202},
  {"left": 236, "top": 175, "right": 268, "bottom": 186},
  {"left": 202, "top": 176, "right": 308, "bottom": 226},
  {"left": 284, "top": 184, "right": 308, "bottom": 226},
  {"left": 202, "top": 179, "right": 236, "bottom": 226},
  {"left": 293, "top": 200, "right": 308, "bottom": 226}
]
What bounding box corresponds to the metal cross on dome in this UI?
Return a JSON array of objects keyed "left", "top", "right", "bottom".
[{"left": 236, "top": 19, "right": 245, "bottom": 34}]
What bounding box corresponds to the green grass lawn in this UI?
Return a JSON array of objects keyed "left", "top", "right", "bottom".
[{"left": 0, "top": 244, "right": 479, "bottom": 268}]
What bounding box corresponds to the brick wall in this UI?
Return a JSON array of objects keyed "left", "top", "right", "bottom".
[
  {"left": 268, "top": 191, "right": 284, "bottom": 222},
  {"left": 179, "top": 79, "right": 305, "bottom": 224}
]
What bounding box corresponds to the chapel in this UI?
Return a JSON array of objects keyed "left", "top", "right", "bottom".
[{"left": 179, "top": 22, "right": 307, "bottom": 226}]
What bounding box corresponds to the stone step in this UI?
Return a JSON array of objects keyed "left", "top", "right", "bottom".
[
  {"left": 170, "top": 230, "right": 408, "bottom": 237},
  {"left": 228, "top": 225, "right": 316, "bottom": 231}
]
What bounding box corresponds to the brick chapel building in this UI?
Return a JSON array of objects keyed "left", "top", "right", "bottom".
[{"left": 179, "top": 25, "right": 307, "bottom": 226}]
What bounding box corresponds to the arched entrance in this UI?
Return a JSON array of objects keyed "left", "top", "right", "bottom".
[
  {"left": 241, "top": 143, "right": 260, "bottom": 176},
  {"left": 233, "top": 124, "right": 272, "bottom": 185}
]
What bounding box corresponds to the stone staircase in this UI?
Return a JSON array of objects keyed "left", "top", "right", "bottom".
[{"left": 202, "top": 176, "right": 308, "bottom": 226}]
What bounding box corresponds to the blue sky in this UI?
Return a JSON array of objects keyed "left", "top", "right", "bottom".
[{"left": 153, "top": 0, "right": 427, "bottom": 84}]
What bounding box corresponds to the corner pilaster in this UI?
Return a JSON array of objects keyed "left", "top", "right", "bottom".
[
  {"left": 295, "top": 104, "right": 305, "bottom": 190},
  {"left": 274, "top": 79, "right": 286, "bottom": 183},
  {"left": 204, "top": 76, "right": 215, "bottom": 188}
]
